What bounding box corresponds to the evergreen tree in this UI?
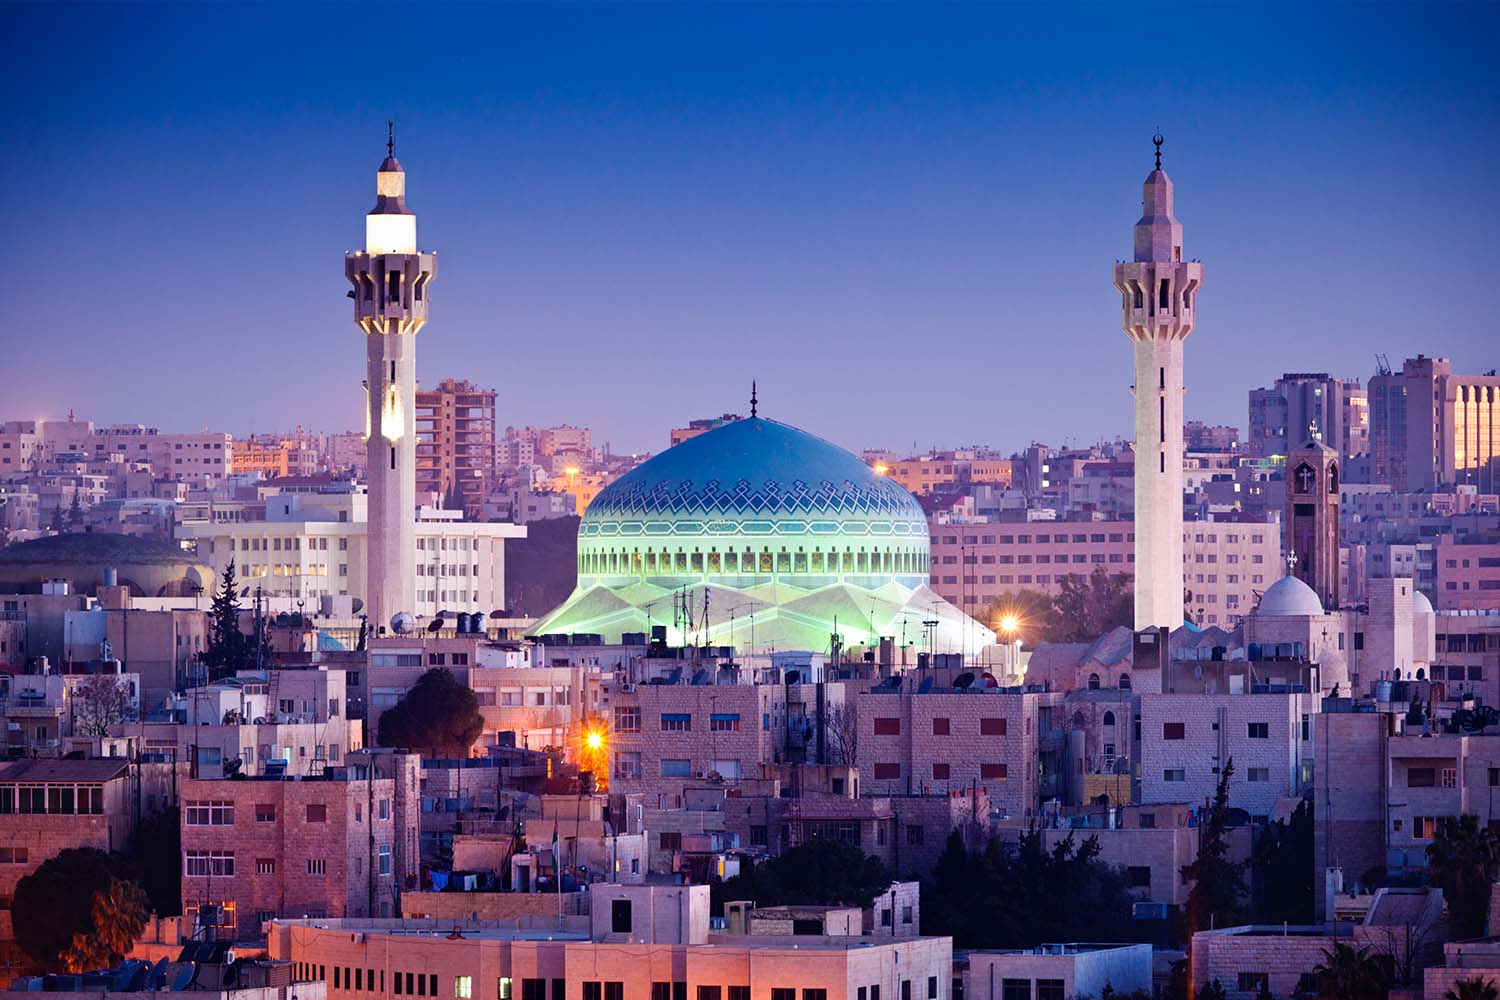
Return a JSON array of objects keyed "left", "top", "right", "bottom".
[
  {"left": 49, "top": 504, "right": 65, "bottom": 533},
  {"left": 1253, "top": 798, "right": 1315, "bottom": 923},
  {"left": 1182, "top": 757, "right": 1250, "bottom": 932},
  {"left": 376, "top": 667, "right": 484, "bottom": 756},
  {"left": 66, "top": 493, "right": 84, "bottom": 528},
  {"left": 201, "top": 560, "right": 246, "bottom": 679}
]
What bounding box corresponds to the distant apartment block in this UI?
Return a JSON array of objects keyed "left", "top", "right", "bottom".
[
  {"left": 1371, "top": 355, "right": 1500, "bottom": 492},
  {"left": 415, "top": 379, "right": 497, "bottom": 516}
]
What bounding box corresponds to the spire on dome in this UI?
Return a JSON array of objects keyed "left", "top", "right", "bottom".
[
  {"left": 387, "top": 119, "right": 395, "bottom": 158},
  {"left": 1153, "top": 131, "right": 1163, "bottom": 170},
  {"left": 750, "top": 381, "right": 758, "bottom": 418}
]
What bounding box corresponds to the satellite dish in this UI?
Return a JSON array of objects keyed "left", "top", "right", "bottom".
[
  {"left": 435, "top": 609, "right": 452, "bottom": 620},
  {"left": 953, "top": 672, "right": 975, "bottom": 689},
  {"left": 489, "top": 609, "right": 509, "bottom": 619},
  {"left": 351, "top": 598, "right": 364, "bottom": 613},
  {"left": 171, "top": 966, "right": 195, "bottom": 992},
  {"left": 426, "top": 618, "right": 444, "bottom": 633},
  {"left": 390, "top": 612, "right": 417, "bottom": 634},
  {"left": 240, "top": 587, "right": 250, "bottom": 598}
]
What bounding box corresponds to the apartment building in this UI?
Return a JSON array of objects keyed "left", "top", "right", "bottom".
[
  {"left": 179, "top": 750, "right": 420, "bottom": 939},
  {"left": 1435, "top": 535, "right": 1500, "bottom": 610},
  {"left": 1371, "top": 355, "right": 1500, "bottom": 492},
  {"left": 1138, "top": 690, "right": 1320, "bottom": 820},
  {"left": 929, "top": 516, "right": 1282, "bottom": 627},
  {"left": 415, "top": 379, "right": 497, "bottom": 517},
  {"left": 266, "top": 883, "right": 954, "bottom": 1000},
  {"left": 856, "top": 684, "right": 1063, "bottom": 821}
]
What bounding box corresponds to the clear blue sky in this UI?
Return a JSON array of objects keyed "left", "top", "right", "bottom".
[{"left": 3, "top": 3, "right": 1496, "bottom": 456}]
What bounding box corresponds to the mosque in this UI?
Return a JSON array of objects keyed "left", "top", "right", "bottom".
[{"left": 530, "top": 404, "right": 996, "bottom": 657}]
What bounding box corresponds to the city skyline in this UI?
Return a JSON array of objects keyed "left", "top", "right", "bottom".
[{"left": 4, "top": 4, "right": 1497, "bottom": 457}]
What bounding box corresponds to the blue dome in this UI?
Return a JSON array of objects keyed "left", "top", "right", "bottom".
[{"left": 587, "top": 417, "right": 923, "bottom": 525}]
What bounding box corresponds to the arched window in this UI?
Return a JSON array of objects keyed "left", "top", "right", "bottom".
[
  {"left": 1103, "top": 711, "right": 1116, "bottom": 726},
  {"left": 1118, "top": 673, "right": 1131, "bottom": 690},
  {"left": 1088, "top": 673, "right": 1101, "bottom": 690}
]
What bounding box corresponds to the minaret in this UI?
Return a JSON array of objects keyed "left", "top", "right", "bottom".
[
  {"left": 346, "top": 124, "right": 437, "bottom": 632},
  {"left": 1114, "top": 135, "right": 1203, "bottom": 630}
]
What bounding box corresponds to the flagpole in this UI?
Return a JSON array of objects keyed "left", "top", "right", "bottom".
[{"left": 554, "top": 816, "right": 562, "bottom": 930}]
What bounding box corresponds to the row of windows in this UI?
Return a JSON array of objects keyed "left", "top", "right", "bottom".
[
  {"left": 580, "top": 546, "right": 928, "bottom": 577},
  {"left": 942, "top": 553, "right": 1128, "bottom": 565},
  {"left": 1161, "top": 721, "right": 1279, "bottom": 740},
  {"left": 873, "top": 761, "right": 1008, "bottom": 780},
  {"left": 0, "top": 784, "right": 106, "bottom": 815},
  {"left": 873, "top": 716, "right": 1007, "bottom": 737},
  {"left": 1162, "top": 767, "right": 1271, "bottom": 783}
]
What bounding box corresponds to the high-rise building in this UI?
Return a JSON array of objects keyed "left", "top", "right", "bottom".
[
  {"left": 1113, "top": 136, "right": 1203, "bottom": 630},
  {"left": 1247, "top": 373, "right": 1367, "bottom": 459},
  {"left": 1371, "top": 356, "right": 1500, "bottom": 493},
  {"left": 345, "top": 129, "right": 437, "bottom": 630},
  {"left": 1285, "top": 437, "right": 1340, "bottom": 610},
  {"left": 415, "top": 378, "right": 496, "bottom": 515}
]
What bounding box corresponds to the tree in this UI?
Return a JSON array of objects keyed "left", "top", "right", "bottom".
[
  {"left": 1197, "top": 980, "right": 1227, "bottom": 1000},
  {"left": 1311, "top": 942, "right": 1392, "bottom": 1000},
  {"left": 70, "top": 674, "right": 136, "bottom": 736},
  {"left": 201, "top": 559, "right": 247, "bottom": 679},
  {"left": 921, "top": 829, "right": 1136, "bottom": 949},
  {"left": 12, "top": 848, "right": 148, "bottom": 971},
  {"left": 58, "top": 878, "right": 149, "bottom": 972},
  {"left": 132, "top": 808, "right": 181, "bottom": 917},
  {"left": 982, "top": 588, "right": 1055, "bottom": 645},
  {"left": 1181, "top": 758, "right": 1249, "bottom": 933},
  {"left": 66, "top": 492, "right": 84, "bottom": 529},
  {"left": 376, "top": 667, "right": 484, "bottom": 756},
  {"left": 1447, "top": 977, "right": 1500, "bottom": 1000},
  {"left": 1048, "top": 567, "right": 1133, "bottom": 643},
  {"left": 48, "top": 504, "right": 65, "bottom": 533},
  {"left": 714, "top": 839, "right": 892, "bottom": 912},
  {"left": 824, "top": 701, "right": 857, "bottom": 765},
  {"left": 1427, "top": 814, "right": 1500, "bottom": 940},
  {"left": 1252, "top": 798, "right": 1314, "bottom": 924}
]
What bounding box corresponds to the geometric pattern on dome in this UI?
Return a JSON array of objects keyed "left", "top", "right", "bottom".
[{"left": 586, "top": 475, "right": 923, "bottom": 520}]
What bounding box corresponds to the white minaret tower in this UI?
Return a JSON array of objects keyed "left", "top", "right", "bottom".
[
  {"left": 1114, "top": 135, "right": 1203, "bottom": 631},
  {"left": 346, "top": 124, "right": 436, "bottom": 632}
]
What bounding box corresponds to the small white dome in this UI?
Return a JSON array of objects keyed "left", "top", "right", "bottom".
[
  {"left": 1413, "top": 590, "right": 1435, "bottom": 615},
  {"left": 1258, "top": 575, "right": 1325, "bottom": 617}
]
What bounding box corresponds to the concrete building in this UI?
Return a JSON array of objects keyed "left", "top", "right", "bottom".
[
  {"left": 178, "top": 749, "right": 420, "bottom": 940},
  {"left": 960, "top": 943, "right": 1151, "bottom": 1000},
  {"left": 1113, "top": 136, "right": 1203, "bottom": 630},
  {"left": 1371, "top": 355, "right": 1500, "bottom": 493},
  {"left": 415, "top": 378, "right": 497, "bottom": 517},
  {"left": 185, "top": 489, "right": 522, "bottom": 627},
  {"left": 670, "top": 415, "right": 742, "bottom": 447},
  {"left": 345, "top": 130, "right": 437, "bottom": 631},
  {"left": 929, "top": 516, "right": 1282, "bottom": 628},
  {"left": 266, "top": 882, "right": 954, "bottom": 1000},
  {"left": 1436, "top": 534, "right": 1500, "bottom": 610},
  {"left": 1248, "top": 373, "right": 1368, "bottom": 459}
]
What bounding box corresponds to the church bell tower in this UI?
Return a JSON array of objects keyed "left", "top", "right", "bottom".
[{"left": 1286, "top": 431, "right": 1340, "bottom": 610}]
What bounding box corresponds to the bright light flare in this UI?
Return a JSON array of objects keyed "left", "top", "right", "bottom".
[
  {"left": 998, "top": 615, "right": 1020, "bottom": 634},
  {"left": 872, "top": 463, "right": 890, "bottom": 476},
  {"left": 585, "top": 730, "right": 603, "bottom": 750}
]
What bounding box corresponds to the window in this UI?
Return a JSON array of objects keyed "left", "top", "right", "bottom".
[
  {"left": 255, "top": 803, "right": 276, "bottom": 822},
  {"left": 1127, "top": 865, "right": 1151, "bottom": 887},
  {"left": 907, "top": 825, "right": 925, "bottom": 845},
  {"left": 660, "top": 759, "right": 691, "bottom": 778},
  {"left": 185, "top": 800, "right": 234, "bottom": 826},
  {"left": 874, "top": 717, "right": 901, "bottom": 736},
  {"left": 456, "top": 977, "right": 472, "bottom": 999},
  {"left": 1247, "top": 722, "right": 1269, "bottom": 739},
  {"left": 873, "top": 762, "right": 901, "bottom": 780},
  {"left": 980, "top": 717, "right": 1007, "bottom": 736},
  {"left": 611, "top": 898, "right": 632, "bottom": 933},
  {"left": 1248, "top": 767, "right": 1270, "bottom": 782},
  {"left": 520, "top": 983, "right": 546, "bottom": 1000},
  {"left": 1408, "top": 767, "right": 1436, "bottom": 788},
  {"left": 981, "top": 763, "right": 1008, "bottom": 779},
  {"left": 661, "top": 713, "right": 691, "bottom": 732},
  {"left": 306, "top": 803, "right": 328, "bottom": 822},
  {"left": 1001, "top": 981, "right": 1031, "bottom": 1000},
  {"left": 931, "top": 718, "right": 950, "bottom": 735},
  {"left": 1237, "top": 973, "right": 1268, "bottom": 994},
  {"left": 0, "top": 846, "right": 29, "bottom": 864},
  {"left": 698, "top": 990, "right": 721, "bottom": 1000},
  {"left": 379, "top": 844, "right": 392, "bottom": 875},
  {"left": 614, "top": 706, "right": 640, "bottom": 733},
  {"left": 1036, "top": 983, "right": 1065, "bottom": 1000},
  {"left": 307, "top": 859, "right": 326, "bottom": 875},
  {"left": 256, "top": 858, "right": 276, "bottom": 874},
  {"left": 772, "top": 992, "right": 797, "bottom": 1000},
  {"left": 1163, "top": 722, "right": 1185, "bottom": 740},
  {"left": 710, "top": 713, "right": 741, "bottom": 732},
  {"left": 659, "top": 832, "right": 682, "bottom": 851},
  {"left": 1164, "top": 769, "right": 1186, "bottom": 782},
  {"left": 932, "top": 762, "right": 950, "bottom": 780},
  {"left": 728, "top": 990, "right": 750, "bottom": 1000},
  {"left": 185, "top": 851, "right": 235, "bottom": 876}
]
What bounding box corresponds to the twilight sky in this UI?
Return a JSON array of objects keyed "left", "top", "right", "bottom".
[{"left": 2, "top": 3, "right": 1496, "bottom": 457}]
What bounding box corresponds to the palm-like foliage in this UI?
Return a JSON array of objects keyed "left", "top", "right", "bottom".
[
  {"left": 1428, "top": 815, "right": 1500, "bottom": 939},
  {"left": 1447, "top": 976, "right": 1500, "bottom": 1000},
  {"left": 1312, "top": 942, "right": 1392, "bottom": 1000}
]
